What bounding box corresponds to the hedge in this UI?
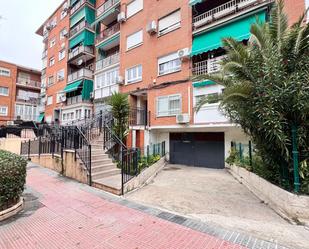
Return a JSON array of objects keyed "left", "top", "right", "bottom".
[{"left": 0, "top": 150, "right": 27, "bottom": 211}]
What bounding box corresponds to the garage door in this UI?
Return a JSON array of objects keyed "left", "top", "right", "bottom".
[{"left": 169, "top": 132, "right": 225, "bottom": 169}]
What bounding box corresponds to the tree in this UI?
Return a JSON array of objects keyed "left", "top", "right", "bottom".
[
  {"left": 195, "top": 0, "right": 309, "bottom": 191},
  {"left": 108, "top": 92, "right": 130, "bottom": 141}
]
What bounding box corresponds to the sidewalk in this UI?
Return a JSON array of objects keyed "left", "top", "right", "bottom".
[{"left": 0, "top": 163, "right": 288, "bottom": 249}]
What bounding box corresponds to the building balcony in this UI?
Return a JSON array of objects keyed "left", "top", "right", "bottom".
[
  {"left": 16, "top": 78, "right": 41, "bottom": 89},
  {"left": 70, "top": 0, "right": 95, "bottom": 16},
  {"left": 193, "top": 0, "right": 270, "bottom": 31},
  {"left": 97, "top": 0, "right": 120, "bottom": 18},
  {"left": 94, "top": 84, "right": 119, "bottom": 100},
  {"left": 66, "top": 95, "right": 91, "bottom": 106},
  {"left": 129, "top": 108, "right": 147, "bottom": 126},
  {"left": 95, "top": 53, "right": 119, "bottom": 71},
  {"left": 67, "top": 68, "right": 93, "bottom": 83},
  {"left": 16, "top": 96, "right": 40, "bottom": 105},
  {"left": 96, "top": 22, "right": 120, "bottom": 46},
  {"left": 42, "top": 50, "right": 47, "bottom": 59},
  {"left": 70, "top": 20, "right": 93, "bottom": 38},
  {"left": 38, "top": 105, "right": 45, "bottom": 113},
  {"left": 68, "top": 45, "right": 95, "bottom": 65},
  {"left": 192, "top": 56, "right": 226, "bottom": 76}
]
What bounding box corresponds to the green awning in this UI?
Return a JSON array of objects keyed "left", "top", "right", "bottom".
[
  {"left": 70, "top": 0, "right": 79, "bottom": 6},
  {"left": 96, "top": 33, "right": 120, "bottom": 49},
  {"left": 70, "top": 6, "right": 95, "bottom": 27},
  {"left": 189, "top": 0, "right": 203, "bottom": 6},
  {"left": 193, "top": 80, "right": 216, "bottom": 87},
  {"left": 191, "top": 10, "right": 267, "bottom": 56},
  {"left": 38, "top": 113, "right": 45, "bottom": 122},
  {"left": 69, "top": 30, "right": 95, "bottom": 49},
  {"left": 82, "top": 80, "right": 93, "bottom": 100},
  {"left": 63, "top": 80, "right": 83, "bottom": 93}
]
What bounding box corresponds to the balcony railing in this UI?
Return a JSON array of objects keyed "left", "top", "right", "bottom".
[
  {"left": 67, "top": 95, "right": 83, "bottom": 105},
  {"left": 97, "top": 0, "right": 120, "bottom": 17},
  {"left": 96, "top": 53, "right": 120, "bottom": 71},
  {"left": 129, "top": 108, "right": 147, "bottom": 126},
  {"left": 16, "top": 97, "right": 40, "bottom": 105},
  {"left": 70, "top": 0, "right": 94, "bottom": 15},
  {"left": 68, "top": 68, "right": 93, "bottom": 82},
  {"left": 192, "top": 56, "right": 226, "bottom": 75},
  {"left": 69, "top": 45, "right": 94, "bottom": 60},
  {"left": 16, "top": 78, "right": 41, "bottom": 88},
  {"left": 42, "top": 50, "right": 48, "bottom": 59},
  {"left": 94, "top": 84, "right": 119, "bottom": 99},
  {"left": 96, "top": 23, "right": 120, "bottom": 44},
  {"left": 193, "top": 0, "right": 265, "bottom": 28},
  {"left": 70, "top": 20, "right": 93, "bottom": 37}
]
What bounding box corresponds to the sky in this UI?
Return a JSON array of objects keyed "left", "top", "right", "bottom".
[{"left": 0, "top": 0, "right": 64, "bottom": 70}]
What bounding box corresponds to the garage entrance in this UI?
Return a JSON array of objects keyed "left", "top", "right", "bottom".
[{"left": 169, "top": 132, "right": 225, "bottom": 169}]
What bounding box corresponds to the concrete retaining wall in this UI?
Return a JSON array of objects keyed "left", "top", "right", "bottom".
[
  {"left": 30, "top": 150, "right": 88, "bottom": 184},
  {"left": 124, "top": 157, "right": 167, "bottom": 193},
  {"left": 0, "top": 138, "right": 26, "bottom": 155},
  {"left": 229, "top": 165, "right": 309, "bottom": 224}
]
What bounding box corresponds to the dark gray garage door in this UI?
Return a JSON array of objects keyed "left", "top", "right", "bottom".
[{"left": 169, "top": 132, "right": 225, "bottom": 169}]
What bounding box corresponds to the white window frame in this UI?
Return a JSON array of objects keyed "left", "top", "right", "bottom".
[
  {"left": 48, "top": 76, "right": 54, "bottom": 86},
  {"left": 49, "top": 57, "right": 55, "bottom": 67},
  {"left": 126, "top": 0, "right": 143, "bottom": 19},
  {"left": 60, "top": 28, "right": 67, "bottom": 40},
  {"left": 125, "top": 64, "right": 142, "bottom": 84},
  {"left": 126, "top": 30, "right": 143, "bottom": 51},
  {"left": 49, "top": 38, "right": 56, "bottom": 48},
  {"left": 57, "top": 69, "right": 65, "bottom": 81},
  {"left": 58, "top": 50, "right": 66, "bottom": 61},
  {"left": 61, "top": 10, "right": 67, "bottom": 20},
  {"left": 158, "top": 9, "right": 181, "bottom": 36},
  {"left": 0, "top": 67, "right": 11, "bottom": 77},
  {"left": 0, "top": 86, "right": 9, "bottom": 96},
  {"left": 158, "top": 52, "right": 181, "bottom": 76},
  {"left": 0, "top": 106, "right": 8, "bottom": 116},
  {"left": 156, "top": 94, "right": 181, "bottom": 117},
  {"left": 47, "top": 96, "right": 53, "bottom": 106}
]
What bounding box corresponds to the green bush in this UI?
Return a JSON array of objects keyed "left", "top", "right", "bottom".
[{"left": 0, "top": 150, "right": 27, "bottom": 211}]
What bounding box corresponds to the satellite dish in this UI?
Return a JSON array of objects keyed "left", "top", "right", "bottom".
[{"left": 77, "top": 59, "right": 83, "bottom": 66}]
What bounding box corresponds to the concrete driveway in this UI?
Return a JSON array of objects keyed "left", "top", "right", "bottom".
[{"left": 126, "top": 164, "right": 309, "bottom": 249}]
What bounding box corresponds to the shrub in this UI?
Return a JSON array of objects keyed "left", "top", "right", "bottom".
[{"left": 0, "top": 150, "right": 27, "bottom": 211}]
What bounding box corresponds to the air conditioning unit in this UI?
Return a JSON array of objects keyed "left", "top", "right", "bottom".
[
  {"left": 177, "top": 48, "right": 191, "bottom": 60},
  {"left": 117, "top": 76, "right": 124, "bottom": 84},
  {"left": 176, "top": 113, "right": 190, "bottom": 124},
  {"left": 117, "top": 12, "right": 126, "bottom": 23},
  {"left": 59, "top": 95, "right": 66, "bottom": 102},
  {"left": 90, "top": 92, "right": 94, "bottom": 99},
  {"left": 7, "top": 121, "right": 14, "bottom": 126},
  {"left": 146, "top": 20, "right": 157, "bottom": 34}
]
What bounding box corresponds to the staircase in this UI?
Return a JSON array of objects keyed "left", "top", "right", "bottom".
[{"left": 89, "top": 136, "right": 122, "bottom": 195}]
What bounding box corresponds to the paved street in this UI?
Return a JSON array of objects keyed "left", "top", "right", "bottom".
[{"left": 0, "top": 163, "right": 248, "bottom": 249}]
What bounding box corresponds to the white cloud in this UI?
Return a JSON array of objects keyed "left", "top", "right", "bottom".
[{"left": 0, "top": 0, "right": 64, "bottom": 70}]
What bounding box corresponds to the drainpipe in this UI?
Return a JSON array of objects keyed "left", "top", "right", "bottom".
[{"left": 292, "top": 124, "right": 300, "bottom": 193}]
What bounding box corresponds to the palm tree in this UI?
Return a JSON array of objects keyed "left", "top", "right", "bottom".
[
  {"left": 194, "top": 0, "right": 309, "bottom": 189},
  {"left": 108, "top": 92, "right": 130, "bottom": 141}
]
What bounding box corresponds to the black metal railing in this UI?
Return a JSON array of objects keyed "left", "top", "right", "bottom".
[{"left": 129, "top": 108, "right": 147, "bottom": 126}]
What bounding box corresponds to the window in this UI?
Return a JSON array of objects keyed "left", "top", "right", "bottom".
[
  {"left": 127, "top": 0, "right": 143, "bottom": 18},
  {"left": 49, "top": 38, "right": 56, "bottom": 48},
  {"left": 158, "top": 52, "right": 181, "bottom": 76},
  {"left": 158, "top": 10, "right": 181, "bottom": 36},
  {"left": 57, "top": 69, "right": 65, "bottom": 81},
  {"left": 126, "top": 65, "right": 142, "bottom": 84},
  {"left": 60, "top": 28, "right": 67, "bottom": 40},
  {"left": 0, "top": 67, "right": 10, "bottom": 77},
  {"left": 0, "top": 106, "right": 8, "bottom": 116},
  {"left": 156, "top": 95, "right": 181, "bottom": 117},
  {"left": 0, "top": 87, "right": 9, "bottom": 96},
  {"left": 126, "top": 30, "right": 143, "bottom": 50},
  {"left": 195, "top": 93, "right": 219, "bottom": 105},
  {"left": 48, "top": 76, "right": 54, "bottom": 86},
  {"left": 47, "top": 96, "right": 53, "bottom": 105},
  {"left": 58, "top": 50, "right": 65, "bottom": 61},
  {"left": 61, "top": 10, "right": 67, "bottom": 20},
  {"left": 95, "top": 68, "right": 119, "bottom": 89},
  {"left": 49, "top": 57, "right": 55, "bottom": 67}
]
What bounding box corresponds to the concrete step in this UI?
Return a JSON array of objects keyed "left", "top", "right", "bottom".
[
  {"left": 92, "top": 168, "right": 121, "bottom": 180},
  {"left": 91, "top": 159, "right": 114, "bottom": 167},
  {"left": 91, "top": 154, "right": 110, "bottom": 161},
  {"left": 92, "top": 164, "right": 117, "bottom": 173},
  {"left": 91, "top": 144, "right": 103, "bottom": 149}
]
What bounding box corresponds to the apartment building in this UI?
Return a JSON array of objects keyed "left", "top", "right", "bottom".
[
  {"left": 36, "top": 0, "right": 306, "bottom": 169},
  {"left": 0, "top": 60, "right": 41, "bottom": 125}
]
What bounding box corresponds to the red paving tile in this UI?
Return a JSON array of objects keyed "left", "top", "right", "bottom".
[{"left": 0, "top": 167, "right": 248, "bottom": 249}]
